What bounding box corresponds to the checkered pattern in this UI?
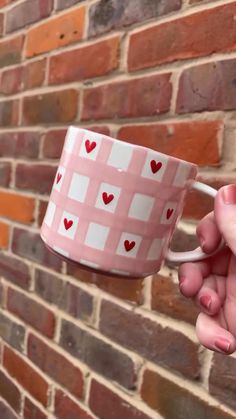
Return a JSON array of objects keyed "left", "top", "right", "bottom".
[{"left": 41, "top": 127, "right": 197, "bottom": 277}]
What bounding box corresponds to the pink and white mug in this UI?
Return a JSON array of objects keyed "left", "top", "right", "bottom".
[{"left": 41, "top": 126, "right": 219, "bottom": 278}]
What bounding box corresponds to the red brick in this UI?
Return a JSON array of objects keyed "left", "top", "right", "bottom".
[
  {"left": 24, "top": 397, "right": 47, "bottom": 419},
  {"left": 7, "top": 287, "right": 55, "bottom": 338},
  {"left": 0, "top": 252, "right": 30, "bottom": 289},
  {"left": 28, "top": 333, "right": 84, "bottom": 399},
  {"left": 6, "top": 0, "right": 53, "bottom": 33},
  {"left": 89, "top": 379, "right": 151, "bottom": 419},
  {"left": 2, "top": 59, "right": 47, "bottom": 94},
  {"left": 0, "top": 35, "right": 23, "bottom": 68},
  {"left": 60, "top": 318, "right": 137, "bottom": 389},
  {"left": 0, "top": 311, "right": 25, "bottom": 352},
  {"left": 152, "top": 274, "right": 199, "bottom": 325},
  {"left": 0, "top": 221, "right": 9, "bottom": 249},
  {"left": 209, "top": 353, "right": 236, "bottom": 411},
  {"left": 38, "top": 200, "right": 48, "bottom": 226},
  {"left": 24, "top": 59, "right": 46, "bottom": 89},
  {"left": 118, "top": 120, "right": 222, "bottom": 166},
  {"left": 42, "top": 129, "right": 67, "bottom": 159},
  {"left": 82, "top": 74, "right": 171, "bottom": 120},
  {"left": 12, "top": 227, "right": 62, "bottom": 271},
  {"left": 0, "top": 0, "right": 17, "bottom": 6},
  {"left": 15, "top": 163, "right": 56, "bottom": 194},
  {"left": 141, "top": 369, "right": 235, "bottom": 419},
  {"left": 0, "top": 369, "right": 21, "bottom": 413},
  {"left": 49, "top": 36, "right": 119, "bottom": 85},
  {"left": 176, "top": 59, "right": 236, "bottom": 113},
  {"left": 3, "top": 346, "right": 49, "bottom": 407},
  {"left": 0, "top": 190, "right": 35, "bottom": 224},
  {"left": 0, "top": 100, "right": 19, "bottom": 126},
  {"left": 99, "top": 300, "right": 200, "bottom": 379},
  {"left": 0, "top": 66, "right": 23, "bottom": 95},
  {"left": 0, "top": 162, "right": 11, "bottom": 187},
  {"left": 88, "top": 0, "right": 181, "bottom": 38},
  {"left": 26, "top": 7, "right": 85, "bottom": 57},
  {"left": 0, "top": 400, "right": 18, "bottom": 419},
  {"left": 23, "top": 89, "right": 78, "bottom": 124},
  {"left": 0, "top": 131, "right": 40, "bottom": 159},
  {"left": 129, "top": 3, "right": 236, "bottom": 71},
  {"left": 55, "top": 390, "right": 93, "bottom": 419},
  {"left": 66, "top": 263, "right": 144, "bottom": 304}
]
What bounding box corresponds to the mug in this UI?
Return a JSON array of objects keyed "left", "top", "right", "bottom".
[{"left": 41, "top": 126, "right": 219, "bottom": 278}]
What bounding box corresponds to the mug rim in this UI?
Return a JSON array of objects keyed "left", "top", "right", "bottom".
[{"left": 67, "top": 125, "right": 198, "bottom": 171}]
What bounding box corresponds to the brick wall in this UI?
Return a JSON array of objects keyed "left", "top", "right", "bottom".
[{"left": 0, "top": 0, "right": 235, "bottom": 418}]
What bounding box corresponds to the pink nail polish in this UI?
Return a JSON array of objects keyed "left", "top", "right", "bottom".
[
  {"left": 215, "top": 338, "right": 231, "bottom": 353},
  {"left": 222, "top": 185, "right": 236, "bottom": 205},
  {"left": 200, "top": 295, "right": 211, "bottom": 310}
]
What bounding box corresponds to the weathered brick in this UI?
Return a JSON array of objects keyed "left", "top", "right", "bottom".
[
  {"left": 118, "top": 120, "right": 222, "bottom": 166},
  {"left": 0, "top": 191, "right": 35, "bottom": 224},
  {"left": 88, "top": 0, "right": 181, "bottom": 37},
  {"left": 0, "top": 35, "right": 23, "bottom": 68},
  {"left": 141, "top": 369, "right": 235, "bottom": 419},
  {"left": 82, "top": 74, "right": 172, "bottom": 120},
  {"left": 66, "top": 264, "right": 144, "bottom": 304},
  {"left": 152, "top": 274, "right": 199, "bottom": 325},
  {"left": 26, "top": 7, "right": 85, "bottom": 57},
  {"left": 56, "top": 0, "right": 83, "bottom": 10},
  {"left": 55, "top": 390, "right": 93, "bottom": 419},
  {"left": 3, "top": 346, "right": 49, "bottom": 407},
  {"left": 22, "top": 89, "right": 78, "bottom": 124},
  {"left": 176, "top": 59, "right": 236, "bottom": 113},
  {"left": 60, "top": 318, "right": 137, "bottom": 389},
  {"left": 7, "top": 287, "right": 55, "bottom": 338},
  {"left": 0, "top": 221, "right": 9, "bottom": 249},
  {"left": 28, "top": 333, "right": 84, "bottom": 398},
  {"left": 42, "top": 129, "right": 66, "bottom": 159},
  {"left": 209, "top": 353, "right": 236, "bottom": 411},
  {"left": 38, "top": 200, "right": 48, "bottom": 226},
  {"left": 1, "top": 60, "right": 46, "bottom": 95},
  {"left": 0, "top": 369, "right": 21, "bottom": 413},
  {"left": 24, "top": 59, "right": 46, "bottom": 90},
  {"left": 6, "top": 0, "right": 53, "bottom": 33},
  {"left": 0, "top": 253, "right": 31, "bottom": 289},
  {"left": 0, "top": 312, "right": 25, "bottom": 352},
  {"left": 0, "top": 162, "right": 11, "bottom": 187},
  {"left": 12, "top": 227, "right": 62, "bottom": 271},
  {"left": 15, "top": 163, "right": 56, "bottom": 194},
  {"left": 99, "top": 300, "right": 200, "bottom": 379},
  {"left": 129, "top": 3, "right": 236, "bottom": 71},
  {"left": 49, "top": 36, "right": 119, "bottom": 85},
  {"left": 0, "top": 66, "right": 23, "bottom": 95},
  {"left": 0, "top": 399, "right": 18, "bottom": 419},
  {"left": 0, "top": 100, "right": 19, "bottom": 126},
  {"left": 0, "top": 131, "right": 40, "bottom": 159},
  {"left": 89, "top": 379, "right": 151, "bottom": 419},
  {"left": 35, "top": 269, "right": 94, "bottom": 322},
  {"left": 24, "top": 397, "right": 47, "bottom": 419}
]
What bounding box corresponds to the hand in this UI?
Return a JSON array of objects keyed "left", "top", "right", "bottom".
[{"left": 178, "top": 185, "right": 236, "bottom": 354}]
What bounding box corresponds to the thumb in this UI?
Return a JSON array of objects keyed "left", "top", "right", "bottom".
[{"left": 215, "top": 185, "right": 236, "bottom": 255}]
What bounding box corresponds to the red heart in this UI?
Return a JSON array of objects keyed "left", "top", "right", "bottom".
[
  {"left": 102, "top": 192, "right": 114, "bottom": 205},
  {"left": 167, "top": 208, "right": 174, "bottom": 220},
  {"left": 64, "top": 218, "right": 73, "bottom": 230},
  {"left": 56, "top": 173, "right": 62, "bottom": 184},
  {"left": 124, "top": 240, "right": 135, "bottom": 252},
  {"left": 150, "top": 160, "right": 162, "bottom": 174},
  {"left": 85, "top": 140, "right": 96, "bottom": 153}
]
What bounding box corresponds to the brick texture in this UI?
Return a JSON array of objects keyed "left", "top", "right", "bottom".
[
  {"left": 0, "top": 312, "right": 25, "bottom": 352},
  {"left": 55, "top": 389, "right": 93, "bottom": 419},
  {"left": 0, "top": 369, "right": 21, "bottom": 413},
  {"left": 6, "top": 0, "right": 53, "bottom": 33},
  {"left": 0, "top": 400, "right": 18, "bottom": 419},
  {"left": 24, "top": 397, "right": 47, "bottom": 419},
  {"left": 0, "top": 35, "right": 24, "bottom": 68}
]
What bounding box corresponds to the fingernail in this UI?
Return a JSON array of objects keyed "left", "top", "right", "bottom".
[
  {"left": 222, "top": 185, "right": 236, "bottom": 205},
  {"left": 215, "top": 338, "right": 231, "bottom": 353},
  {"left": 200, "top": 295, "right": 211, "bottom": 310}
]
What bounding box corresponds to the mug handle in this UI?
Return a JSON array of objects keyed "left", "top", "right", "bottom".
[{"left": 166, "top": 181, "right": 224, "bottom": 264}]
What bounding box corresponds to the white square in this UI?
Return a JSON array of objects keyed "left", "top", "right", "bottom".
[
  {"left": 53, "top": 246, "right": 69, "bottom": 258},
  {"left": 160, "top": 202, "right": 178, "bottom": 225},
  {"left": 79, "top": 130, "right": 102, "bottom": 160},
  {"left": 141, "top": 151, "right": 168, "bottom": 181},
  {"left": 64, "top": 126, "right": 78, "bottom": 153},
  {"left": 95, "top": 183, "right": 121, "bottom": 213},
  {"left": 173, "top": 163, "right": 191, "bottom": 187},
  {"left": 129, "top": 193, "right": 155, "bottom": 221},
  {"left": 85, "top": 223, "right": 109, "bottom": 250},
  {"left": 58, "top": 211, "right": 79, "bottom": 239},
  {"left": 54, "top": 166, "right": 65, "bottom": 192},
  {"left": 116, "top": 232, "right": 142, "bottom": 258},
  {"left": 147, "top": 238, "right": 164, "bottom": 260},
  {"left": 107, "top": 142, "right": 133, "bottom": 170},
  {"left": 44, "top": 201, "right": 56, "bottom": 227},
  {"left": 68, "top": 173, "right": 90, "bottom": 202}
]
